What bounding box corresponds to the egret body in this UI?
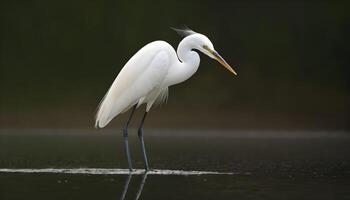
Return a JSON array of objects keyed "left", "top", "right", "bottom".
[{"left": 95, "top": 29, "right": 237, "bottom": 171}]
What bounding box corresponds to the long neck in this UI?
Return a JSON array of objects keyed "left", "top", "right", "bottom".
[
  {"left": 167, "top": 37, "right": 200, "bottom": 86},
  {"left": 177, "top": 36, "right": 199, "bottom": 64}
]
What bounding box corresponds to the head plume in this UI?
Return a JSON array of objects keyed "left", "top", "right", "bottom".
[{"left": 171, "top": 26, "right": 197, "bottom": 37}]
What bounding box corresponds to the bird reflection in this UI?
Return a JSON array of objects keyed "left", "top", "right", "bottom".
[
  {"left": 120, "top": 172, "right": 148, "bottom": 200},
  {"left": 119, "top": 174, "right": 132, "bottom": 200}
]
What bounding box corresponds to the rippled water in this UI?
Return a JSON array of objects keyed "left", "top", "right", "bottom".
[
  {"left": 1, "top": 129, "right": 350, "bottom": 199},
  {"left": 0, "top": 168, "right": 236, "bottom": 175}
]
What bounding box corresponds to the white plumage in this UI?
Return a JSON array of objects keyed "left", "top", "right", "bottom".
[
  {"left": 95, "top": 30, "right": 237, "bottom": 128},
  {"left": 95, "top": 41, "right": 172, "bottom": 128}
]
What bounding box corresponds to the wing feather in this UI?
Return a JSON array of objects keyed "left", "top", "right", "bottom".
[
  {"left": 95, "top": 42, "right": 171, "bottom": 128},
  {"left": 153, "top": 87, "right": 169, "bottom": 107}
]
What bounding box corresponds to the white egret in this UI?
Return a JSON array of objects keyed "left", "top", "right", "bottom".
[{"left": 95, "top": 28, "right": 237, "bottom": 171}]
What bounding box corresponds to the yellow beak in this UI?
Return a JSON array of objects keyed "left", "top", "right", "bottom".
[
  {"left": 211, "top": 50, "right": 237, "bottom": 76},
  {"left": 203, "top": 45, "right": 237, "bottom": 76}
]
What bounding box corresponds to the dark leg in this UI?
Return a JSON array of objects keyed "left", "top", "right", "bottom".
[
  {"left": 123, "top": 104, "right": 137, "bottom": 171},
  {"left": 138, "top": 111, "right": 149, "bottom": 170}
]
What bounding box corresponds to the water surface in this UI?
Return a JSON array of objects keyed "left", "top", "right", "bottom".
[{"left": 1, "top": 129, "right": 349, "bottom": 199}]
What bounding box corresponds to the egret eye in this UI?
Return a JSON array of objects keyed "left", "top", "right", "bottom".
[{"left": 202, "top": 45, "right": 209, "bottom": 51}]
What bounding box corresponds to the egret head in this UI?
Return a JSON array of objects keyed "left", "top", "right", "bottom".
[{"left": 173, "top": 27, "right": 237, "bottom": 76}]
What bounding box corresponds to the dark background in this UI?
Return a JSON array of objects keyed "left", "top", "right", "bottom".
[{"left": 1, "top": 1, "right": 349, "bottom": 130}]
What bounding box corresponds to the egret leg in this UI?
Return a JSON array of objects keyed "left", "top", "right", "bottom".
[
  {"left": 123, "top": 104, "right": 137, "bottom": 171},
  {"left": 138, "top": 111, "right": 149, "bottom": 170}
]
